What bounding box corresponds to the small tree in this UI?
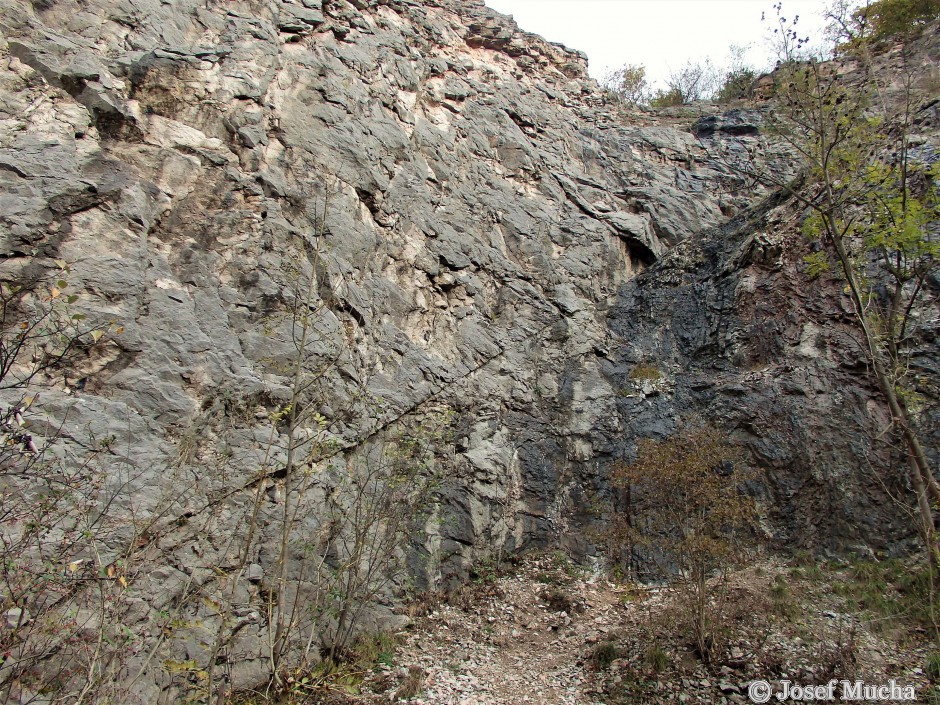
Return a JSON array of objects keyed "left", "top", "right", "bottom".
[
  {"left": 267, "top": 213, "right": 339, "bottom": 678},
  {"left": 609, "top": 425, "right": 758, "bottom": 662},
  {"left": 824, "top": 0, "right": 939, "bottom": 51},
  {"left": 824, "top": 0, "right": 872, "bottom": 48},
  {"left": 855, "top": 0, "right": 940, "bottom": 39},
  {"left": 602, "top": 63, "right": 650, "bottom": 106},
  {"left": 317, "top": 409, "right": 451, "bottom": 663},
  {"left": 657, "top": 58, "right": 720, "bottom": 105},
  {"left": 740, "top": 5, "right": 940, "bottom": 566},
  {"left": 649, "top": 87, "right": 685, "bottom": 109}
]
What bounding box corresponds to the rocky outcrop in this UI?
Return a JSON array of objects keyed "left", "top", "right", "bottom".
[
  {"left": 607, "top": 190, "right": 934, "bottom": 556},
  {"left": 0, "top": 0, "right": 935, "bottom": 699},
  {"left": 0, "top": 0, "right": 756, "bottom": 562}
]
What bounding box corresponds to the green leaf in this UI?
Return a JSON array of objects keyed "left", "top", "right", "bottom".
[{"left": 803, "top": 251, "right": 830, "bottom": 279}]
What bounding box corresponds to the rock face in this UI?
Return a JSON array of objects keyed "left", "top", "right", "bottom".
[
  {"left": 0, "top": 0, "right": 935, "bottom": 699},
  {"left": 607, "top": 192, "right": 930, "bottom": 555}
]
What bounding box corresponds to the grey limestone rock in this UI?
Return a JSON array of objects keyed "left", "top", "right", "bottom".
[{"left": 0, "top": 0, "right": 934, "bottom": 699}]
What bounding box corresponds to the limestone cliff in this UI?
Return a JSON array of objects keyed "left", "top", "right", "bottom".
[{"left": 0, "top": 0, "right": 936, "bottom": 699}]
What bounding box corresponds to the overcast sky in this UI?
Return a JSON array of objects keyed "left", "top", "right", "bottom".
[{"left": 482, "top": 0, "right": 833, "bottom": 86}]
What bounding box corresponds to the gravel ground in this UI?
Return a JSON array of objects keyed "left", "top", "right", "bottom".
[{"left": 347, "top": 555, "right": 939, "bottom": 705}]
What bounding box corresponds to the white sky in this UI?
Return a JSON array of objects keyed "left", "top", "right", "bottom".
[{"left": 482, "top": 0, "right": 833, "bottom": 86}]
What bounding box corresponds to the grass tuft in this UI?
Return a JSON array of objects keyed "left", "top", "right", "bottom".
[{"left": 589, "top": 640, "right": 622, "bottom": 670}]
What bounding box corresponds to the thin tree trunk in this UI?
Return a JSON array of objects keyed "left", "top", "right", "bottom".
[
  {"left": 825, "top": 215, "right": 939, "bottom": 567},
  {"left": 272, "top": 264, "right": 318, "bottom": 676}
]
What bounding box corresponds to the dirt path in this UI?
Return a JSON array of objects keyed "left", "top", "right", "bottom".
[{"left": 387, "top": 559, "right": 627, "bottom": 705}]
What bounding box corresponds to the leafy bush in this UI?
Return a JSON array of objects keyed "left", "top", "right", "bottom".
[
  {"left": 649, "top": 87, "right": 685, "bottom": 108},
  {"left": 469, "top": 556, "right": 502, "bottom": 584},
  {"left": 715, "top": 45, "right": 756, "bottom": 102},
  {"left": 755, "top": 5, "right": 940, "bottom": 566},
  {"left": 826, "top": 0, "right": 940, "bottom": 47},
  {"left": 603, "top": 63, "right": 650, "bottom": 106},
  {"left": 716, "top": 66, "right": 756, "bottom": 101},
  {"left": 641, "top": 47, "right": 755, "bottom": 106},
  {"left": 0, "top": 264, "right": 132, "bottom": 701}
]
